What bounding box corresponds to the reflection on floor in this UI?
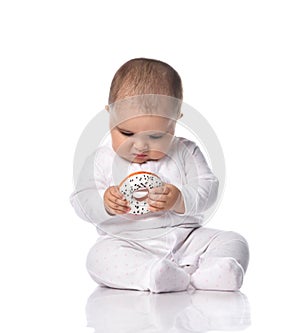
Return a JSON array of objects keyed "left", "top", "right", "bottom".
[{"left": 86, "top": 287, "right": 250, "bottom": 332}]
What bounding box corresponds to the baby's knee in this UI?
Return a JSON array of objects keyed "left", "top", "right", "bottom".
[
  {"left": 218, "top": 230, "right": 248, "bottom": 244},
  {"left": 86, "top": 238, "right": 116, "bottom": 278},
  {"left": 220, "top": 231, "right": 250, "bottom": 272}
]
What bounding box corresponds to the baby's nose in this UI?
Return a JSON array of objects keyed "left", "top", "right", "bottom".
[{"left": 134, "top": 137, "right": 149, "bottom": 151}]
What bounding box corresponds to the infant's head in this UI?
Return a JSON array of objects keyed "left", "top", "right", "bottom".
[
  {"left": 108, "top": 58, "right": 183, "bottom": 104},
  {"left": 107, "top": 58, "right": 183, "bottom": 163}
]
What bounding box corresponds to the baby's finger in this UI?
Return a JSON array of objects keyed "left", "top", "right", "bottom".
[
  {"left": 147, "top": 198, "right": 165, "bottom": 210},
  {"left": 149, "top": 186, "right": 169, "bottom": 195},
  {"left": 106, "top": 202, "right": 130, "bottom": 215},
  {"left": 108, "top": 197, "right": 130, "bottom": 209},
  {"left": 108, "top": 206, "right": 130, "bottom": 215},
  {"left": 107, "top": 188, "right": 128, "bottom": 205},
  {"left": 111, "top": 186, "right": 125, "bottom": 200},
  {"left": 147, "top": 192, "right": 167, "bottom": 202},
  {"left": 148, "top": 204, "right": 164, "bottom": 212}
]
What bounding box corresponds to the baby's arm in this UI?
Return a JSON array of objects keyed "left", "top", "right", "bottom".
[
  {"left": 70, "top": 148, "right": 119, "bottom": 223},
  {"left": 179, "top": 141, "right": 219, "bottom": 216},
  {"left": 147, "top": 139, "right": 218, "bottom": 217}
]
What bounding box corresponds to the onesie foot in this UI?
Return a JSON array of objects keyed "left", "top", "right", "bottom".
[
  {"left": 190, "top": 257, "right": 244, "bottom": 291},
  {"left": 149, "top": 258, "right": 190, "bottom": 293}
]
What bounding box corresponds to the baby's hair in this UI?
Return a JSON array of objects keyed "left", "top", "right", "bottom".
[{"left": 108, "top": 58, "right": 183, "bottom": 104}]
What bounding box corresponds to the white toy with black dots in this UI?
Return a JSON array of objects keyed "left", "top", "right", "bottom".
[{"left": 119, "top": 171, "right": 163, "bottom": 215}]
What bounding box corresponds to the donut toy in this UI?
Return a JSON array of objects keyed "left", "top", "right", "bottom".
[{"left": 119, "top": 171, "right": 163, "bottom": 215}]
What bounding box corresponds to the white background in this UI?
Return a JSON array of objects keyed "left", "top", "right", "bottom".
[{"left": 1, "top": 0, "right": 299, "bottom": 332}]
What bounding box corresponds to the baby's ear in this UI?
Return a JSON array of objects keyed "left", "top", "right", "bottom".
[{"left": 105, "top": 105, "right": 110, "bottom": 112}]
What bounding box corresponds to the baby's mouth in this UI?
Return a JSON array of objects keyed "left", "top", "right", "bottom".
[
  {"left": 132, "top": 153, "right": 149, "bottom": 162},
  {"left": 135, "top": 153, "right": 148, "bottom": 158}
]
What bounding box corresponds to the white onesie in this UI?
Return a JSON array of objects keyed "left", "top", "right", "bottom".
[{"left": 70, "top": 137, "right": 249, "bottom": 292}]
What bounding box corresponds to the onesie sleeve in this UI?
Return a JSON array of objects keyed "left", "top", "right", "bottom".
[
  {"left": 177, "top": 139, "right": 219, "bottom": 218},
  {"left": 69, "top": 148, "right": 113, "bottom": 224}
]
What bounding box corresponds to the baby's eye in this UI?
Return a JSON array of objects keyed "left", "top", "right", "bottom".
[
  {"left": 149, "top": 134, "right": 165, "bottom": 140},
  {"left": 120, "top": 131, "right": 134, "bottom": 136}
]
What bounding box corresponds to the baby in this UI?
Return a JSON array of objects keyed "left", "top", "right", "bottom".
[{"left": 70, "top": 58, "right": 249, "bottom": 293}]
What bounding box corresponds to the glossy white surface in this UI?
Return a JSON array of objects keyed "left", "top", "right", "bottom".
[{"left": 86, "top": 287, "right": 250, "bottom": 332}]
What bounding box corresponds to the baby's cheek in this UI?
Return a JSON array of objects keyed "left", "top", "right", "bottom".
[
  {"left": 113, "top": 140, "right": 133, "bottom": 160},
  {"left": 153, "top": 141, "right": 173, "bottom": 157},
  {"left": 149, "top": 150, "right": 166, "bottom": 160}
]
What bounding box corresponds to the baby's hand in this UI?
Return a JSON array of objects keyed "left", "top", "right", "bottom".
[
  {"left": 104, "top": 186, "right": 130, "bottom": 215},
  {"left": 147, "top": 184, "right": 185, "bottom": 214}
]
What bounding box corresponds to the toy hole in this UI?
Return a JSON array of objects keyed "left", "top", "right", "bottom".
[{"left": 132, "top": 188, "right": 149, "bottom": 202}]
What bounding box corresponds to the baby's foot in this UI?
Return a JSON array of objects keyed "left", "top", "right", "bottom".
[
  {"left": 149, "top": 258, "right": 190, "bottom": 293},
  {"left": 190, "top": 257, "right": 244, "bottom": 291}
]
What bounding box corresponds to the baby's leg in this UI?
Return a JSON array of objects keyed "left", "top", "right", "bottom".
[
  {"left": 87, "top": 236, "right": 154, "bottom": 291},
  {"left": 86, "top": 236, "right": 190, "bottom": 293},
  {"left": 190, "top": 229, "right": 249, "bottom": 291}
]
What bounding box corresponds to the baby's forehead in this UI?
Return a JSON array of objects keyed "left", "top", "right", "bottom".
[
  {"left": 119, "top": 114, "right": 174, "bottom": 126},
  {"left": 109, "top": 95, "right": 181, "bottom": 122}
]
